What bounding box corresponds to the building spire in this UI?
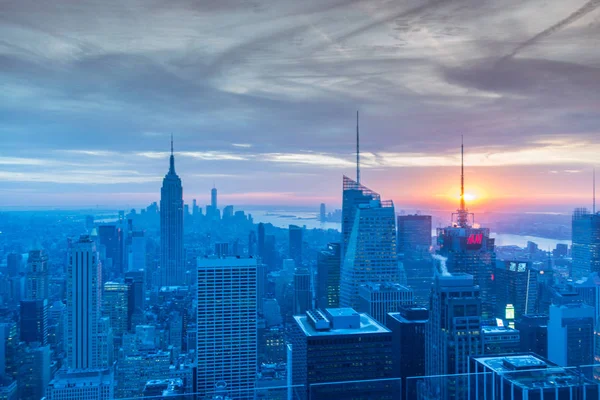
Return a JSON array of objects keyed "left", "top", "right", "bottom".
[
  {"left": 356, "top": 110, "right": 360, "bottom": 184},
  {"left": 169, "top": 134, "right": 175, "bottom": 174},
  {"left": 594, "top": 167, "right": 596, "bottom": 214},
  {"left": 457, "top": 135, "right": 469, "bottom": 228}
]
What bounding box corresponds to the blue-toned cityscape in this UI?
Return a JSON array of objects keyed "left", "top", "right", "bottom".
[{"left": 2, "top": 1, "right": 600, "bottom": 399}]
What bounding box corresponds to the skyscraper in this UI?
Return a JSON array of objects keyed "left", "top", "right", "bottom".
[
  {"left": 316, "top": 243, "right": 341, "bottom": 309},
  {"left": 67, "top": 235, "right": 102, "bottom": 370},
  {"left": 160, "top": 137, "right": 184, "bottom": 287},
  {"left": 358, "top": 282, "right": 413, "bottom": 325},
  {"left": 103, "top": 282, "right": 129, "bottom": 336},
  {"left": 196, "top": 257, "right": 257, "bottom": 399},
  {"left": 289, "top": 225, "right": 303, "bottom": 267},
  {"left": 424, "top": 273, "right": 481, "bottom": 400},
  {"left": 436, "top": 141, "right": 496, "bottom": 317},
  {"left": 293, "top": 267, "right": 311, "bottom": 315},
  {"left": 25, "top": 249, "right": 48, "bottom": 300},
  {"left": 211, "top": 186, "right": 218, "bottom": 210},
  {"left": 516, "top": 314, "right": 548, "bottom": 358},
  {"left": 571, "top": 208, "right": 600, "bottom": 279},
  {"left": 20, "top": 299, "right": 48, "bottom": 345},
  {"left": 128, "top": 231, "right": 146, "bottom": 272},
  {"left": 494, "top": 260, "right": 539, "bottom": 322},
  {"left": 290, "top": 308, "right": 394, "bottom": 400},
  {"left": 340, "top": 177, "right": 398, "bottom": 309},
  {"left": 257, "top": 223, "right": 265, "bottom": 260},
  {"left": 397, "top": 214, "right": 432, "bottom": 256},
  {"left": 548, "top": 302, "right": 595, "bottom": 367}
]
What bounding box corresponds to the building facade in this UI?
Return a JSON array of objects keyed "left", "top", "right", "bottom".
[
  {"left": 358, "top": 282, "right": 413, "bottom": 325},
  {"left": 196, "top": 257, "right": 257, "bottom": 399}
]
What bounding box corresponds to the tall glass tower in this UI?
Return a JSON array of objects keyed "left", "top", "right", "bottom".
[
  {"left": 67, "top": 235, "right": 102, "bottom": 370},
  {"left": 572, "top": 208, "right": 600, "bottom": 280},
  {"left": 160, "top": 137, "right": 184, "bottom": 287},
  {"left": 196, "top": 257, "right": 257, "bottom": 399},
  {"left": 340, "top": 177, "right": 398, "bottom": 309}
]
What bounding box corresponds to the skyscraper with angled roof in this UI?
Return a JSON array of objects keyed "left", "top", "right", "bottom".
[{"left": 160, "top": 137, "right": 184, "bottom": 287}]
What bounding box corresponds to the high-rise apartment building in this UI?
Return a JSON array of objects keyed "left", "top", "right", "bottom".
[
  {"left": 67, "top": 235, "right": 102, "bottom": 370},
  {"left": 316, "top": 243, "right": 341, "bottom": 309},
  {"left": 289, "top": 225, "right": 303, "bottom": 267},
  {"left": 424, "top": 273, "right": 481, "bottom": 400},
  {"left": 358, "top": 282, "right": 413, "bottom": 325},
  {"left": 196, "top": 257, "right": 257, "bottom": 399},
  {"left": 572, "top": 208, "right": 600, "bottom": 279},
  {"left": 548, "top": 302, "right": 595, "bottom": 367},
  {"left": 340, "top": 177, "right": 398, "bottom": 309},
  {"left": 160, "top": 138, "right": 185, "bottom": 287}
]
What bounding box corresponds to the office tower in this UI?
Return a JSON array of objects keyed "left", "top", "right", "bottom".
[
  {"left": 320, "top": 203, "right": 326, "bottom": 222},
  {"left": 290, "top": 308, "right": 394, "bottom": 400},
  {"left": 160, "top": 137, "right": 185, "bottom": 287},
  {"left": 125, "top": 270, "right": 145, "bottom": 331},
  {"left": 19, "top": 344, "right": 51, "bottom": 400},
  {"left": 316, "top": 243, "right": 341, "bottom": 309},
  {"left": 128, "top": 231, "right": 146, "bottom": 272},
  {"left": 45, "top": 369, "right": 115, "bottom": 400},
  {"left": 494, "top": 260, "right": 538, "bottom": 322},
  {"left": 116, "top": 350, "right": 171, "bottom": 398},
  {"left": 437, "top": 142, "right": 496, "bottom": 317},
  {"left": 103, "top": 281, "right": 128, "bottom": 336},
  {"left": 289, "top": 225, "right": 303, "bottom": 267},
  {"left": 25, "top": 249, "right": 48, "bottom": 300},
  {"left": 67, "top": 235, "right": 102, "bottom": 370},
  {"left": 214, "top": 242, "right": 229, "bottom": 257},
  {"left": 340, "top": 180, "right": 398, "bottom": 309},
  {"left": 20, "top": 299, "right": 48, "bottom": 345},
  {"left": 470, "top": 353, "right": 600, "bottom": 400},
  {"left": 341, "top": 176, "right": 381, "bottom": 260},
  {"left": 211, "top": 186, "right": 218, "bottom": 210},
  {"left": 358, "top": 282, "right": 413, "bottom": 325},
  {"left": 6, "top": 253, "right": 21, "bottom": 278},
  {"left": 47, "top": 300, "right": 67, "bottom": 356},
  {"left": 548, "top": 302, "right": 594, "bottom": 367},
  {"left": 0, "top": 379, "right": 17, "bottom": 400},
  {"left": 516, "top": 314, "right": 548, "bottom": 358},
  {"left": 481, "top": 325, "right": 520, "bottom": 354},
  {"left": 571, "top": 208, "right": 600, "bottom": 279},
  {"left": 257, "top": 223, "right": 265, "bottom": 260},
  {"left": 264, "top": 235, "right": 277, "bottom": 270},
  {"left": 98, "top": 224, "right": 124, "bottom": 274},
  {"left": 386, "top": 306, "right": 428, "bottom": 400},
  {"left": 397, "top": 214, "right": 432, "bottom": 256},
  {"left": 293, "top": 268, "right": 311, "bottom": 315},
  {"left": 0, "top": 322, "right": 19, "bottom": 385},
  {"left": 424, "top": 273, "right": 481, "bottom": 400},
  {"left": 197, "top": 257, "right": 257, "bottom": 399}
]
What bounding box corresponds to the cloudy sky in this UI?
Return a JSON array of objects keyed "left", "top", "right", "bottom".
[{"left": 1, "top": 0, "right": 599, "bottom": 212}]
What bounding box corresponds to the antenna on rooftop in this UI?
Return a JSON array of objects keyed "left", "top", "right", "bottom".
[{"left": 356, "top": 110, "right": 360, "bottom": 184}]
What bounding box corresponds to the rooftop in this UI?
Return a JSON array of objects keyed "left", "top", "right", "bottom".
[
  {"left": 474, "top": 354, "right": 594, "bottom": 390},
  {"left": 481, "top": 326, "right": 520, "bottom": 335},
  {"left": 360, "top": 282, "right": 411, "bottom": 293},
  {"left": 294, "top": 312, "right": 390, "bottom": 337}
]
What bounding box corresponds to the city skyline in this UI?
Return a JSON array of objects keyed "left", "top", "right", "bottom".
[{"left": 1, "top": 0, "right": 599, "bottom": 212}]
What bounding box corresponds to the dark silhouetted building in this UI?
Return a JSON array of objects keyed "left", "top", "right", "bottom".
[
  {"left": 290, "top": 308, "right": 394, "bottom": 400},
  {"left": 20, "top": 299, "right": 48, "bottom": 345},
  {"left": 397, "top": 214, "right": 431, "bottom": 256},
  {"left": 516, "top": 314, "right": 548, "bottom": 358},
  {"left": 289, "top": 225, "right": 303, "bottom": 267},
  {"left": 387, "top": 306, "right": 428, "bottom": 400},
  {"left": 481, "top": 326, "right": 520, "bottom": 355},
  {"left": 494, "top": 260, "right": 538, "bottom": 322},
  {"left": 293, "top": 268, "right": 311, "bottom": 315},
  {"left": 548, "top": 302, "right": 594, "bottom": 367},
  {"left": 316, "top": 243, "right": 341, "bottom": 309},
  {"left": 424, "top": 273, "right": 481, "bottom": 400}
]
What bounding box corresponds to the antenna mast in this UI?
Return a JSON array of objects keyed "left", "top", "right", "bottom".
[
  {"left": 460, "top": 135, "right": 465, "bottom": 212},
  {"left": 594, "top": 168, "right": 596, "bottom": 214},
  {"left": 171, "top": 134, "right": 174, "bottom": 155},
  {"left": 356, "top": 110, "right": 360, "bottom": 184}
]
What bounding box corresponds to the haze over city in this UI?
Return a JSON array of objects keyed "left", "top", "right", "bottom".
[{"left": 2, "top": 0, "right": 599, "bottom": 212}]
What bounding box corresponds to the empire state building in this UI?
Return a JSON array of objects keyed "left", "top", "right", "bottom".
[{"left": 160, "top": 137, "right": 184, "bottom": 286}]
